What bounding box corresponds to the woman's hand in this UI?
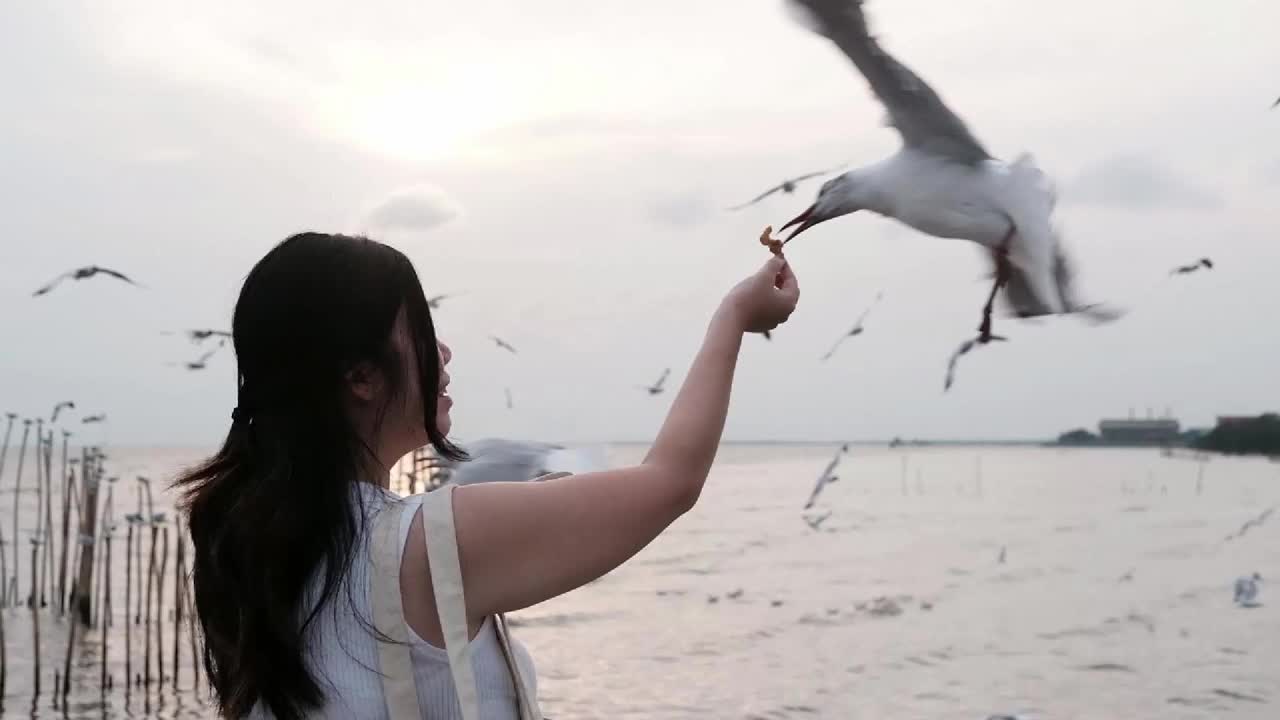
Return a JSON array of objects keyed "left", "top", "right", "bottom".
[{"left": 722, "top": 255, "right": 800, "bottom": 334}]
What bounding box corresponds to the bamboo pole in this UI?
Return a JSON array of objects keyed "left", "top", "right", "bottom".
[
  {"left": 143, "top": 521, "right": 157, "bottom": 686},
  {"left": 41, "top": 430, "right": 55, "bottom": 607},
  {"left": 29, "top": 539, "right": 41, "bottom": 695},
  {"left": 57, "top": 432, "right": 73, "bottom": 615},
  {"left": 29, "top": 421, "right": 43, "bottom": 608},
  {"left": 10, "top": 419, "right": 31, "bottom": 605},
  {"left": 0, "top": 520, "right": 7, "bottom": 698},
  {"left": 102, "top": 531, "right": 113, "bottom": 695},
  {"left": 172, "top": 519, "right": 184, "bottom": 692},
  {"left": 125, "top": 520, "right": 133, "bottom": 696},
  {"left": 155, "top": 521, "right": 169, "bottom": 685},
  {"left": 74, "top": 449, "right": 102, "bottom": 625},
  {"left": 0, "top": 413, "right": 15, "bottom": 489}
]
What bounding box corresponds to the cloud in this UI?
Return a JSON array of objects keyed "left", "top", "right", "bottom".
[
  {"left": 1067, "top": 153, "right": 1221, "bottom": 210},
  {"left": 359, "top": 184, "right": 462, "bottom": 234}
]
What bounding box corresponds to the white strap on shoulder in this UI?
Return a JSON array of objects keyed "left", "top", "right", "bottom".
[
  {"left": 369, "top": 498, "right": 424, "bottom": 719},
  {"left": 493, "top": 614, "right": 542, "bottom": 720},
  {"left": 421, "top": 485, "right": 481, "bottom": 720}
]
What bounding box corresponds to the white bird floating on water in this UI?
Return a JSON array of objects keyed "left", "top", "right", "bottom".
[
  {"left": 779, "top": 0, "right": 1118, "bottom": 387},
  {"left": 1234, "top": 572, "right": 1262, "bottom": 608}
]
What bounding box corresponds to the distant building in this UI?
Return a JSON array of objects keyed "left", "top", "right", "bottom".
[{"left": 1098, "top": 418, "right": 1181, "bottom": 445}]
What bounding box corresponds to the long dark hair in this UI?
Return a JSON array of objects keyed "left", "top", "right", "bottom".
[{"left": 175, "top": 232, "right": 464, "bottom": 718}]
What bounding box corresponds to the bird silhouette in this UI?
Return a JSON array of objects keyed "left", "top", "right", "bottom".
[
  {"left": 944, "top": 333, "right": 1005, "bottom": 392},
  {"left": 50, "top": 401, "right": 76, "bottom": 423},
  {"left": 490, "top": 335, "right": 518, "bottom": 355},
  {"left": 1170, "top": 258, "right": 1213, "bottom": 276},
  {"left": 82, "top": 414, "right": 107, "bottom": 424},
  {"left": 163, "top": 329, "right": 232, "bottom": 344},
  {"left": 427, "top": 293, "right": 461, "bottom": 309},
  {"left": 638, "top": 369, "right": 671, "bottom": 396},
  {"left": 169, "top": 338, "right": 228, "bottom": 371},
  {"left": 33, "top": 266, "right": 140, "bottom": 297},
  {"left": 728, "top": 165, "right": 847, "bottom": 210},
  {"left": 821, "top": 291, "right": 884, "bottom": 361}
]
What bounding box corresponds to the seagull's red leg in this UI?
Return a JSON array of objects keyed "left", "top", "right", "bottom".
[{"left": 978, "top": 226, "right": 1016, "bottom": 342}]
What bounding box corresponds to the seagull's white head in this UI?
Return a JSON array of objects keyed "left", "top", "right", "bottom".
[{"left": 779, "top": 171, "right": 870, "bottom": 242}]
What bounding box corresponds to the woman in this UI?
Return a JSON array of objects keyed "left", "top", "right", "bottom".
[{"left": 177, "top": 232, "right": 799, "bottom": 719}]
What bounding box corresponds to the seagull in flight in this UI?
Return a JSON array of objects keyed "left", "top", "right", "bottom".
[
  {"left": 50, "top": 401, "right": 76, "bottom": 423},
  {"left": 82, "top": 414, "right": 107, "bottom": 424},
  {"left": 1234, "top": 572, "right": 1262, "bottom": 607},
  {"left": 803, "top": 443, "right": 849, "bottom": 509},
  {"left": 728, "top": 164, "right": 847, "bottom": 210},
  {"left": 779, "top": 0, "right": 1114, "bottom": 348},
  {"left": 821, "top": 291, "right": 883, "bottom": 361},
  {"left": 943, "top": 333, "right": 1006, "bottom": 391},
  {"left": 803, "top": 510, "right": 833, "bottom": 530},
  {"left": 638, "top": 368, "right": 671, "bottom": 396},
  {"left": 33, "top": 266, "right": 141, "bottom": 297},
  {"left": 490, "top": 335, "right": 518, "bottom": 355},
  {"left": 1170, "top": 258, "right": 1213, "bottom": 276},
  {"left": 170, "top": 338, "right": 228, "bottom": 371},
  {"left": 428, "top": 293, "right": 461, "bottom": 310},
  {"left": 164, "top": 329, "right": 232, "bottom": 344}
]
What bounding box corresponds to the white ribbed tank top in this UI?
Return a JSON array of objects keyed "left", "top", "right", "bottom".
[{"left": 247, "top": 483, "right": 535, "bottom": 719}]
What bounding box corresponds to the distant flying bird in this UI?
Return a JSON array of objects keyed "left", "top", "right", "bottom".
[
  {"left": 943, "top": 334, "right": 1005, "bottom": 392},
  {"left": 779, "top": 0, "right": 1113, "bottom": 347},
  {"left": 804, "top": 510, "right": 833, "bottom": 530},
  {"left": 164, "top": 329, "right": 232, "bottom": 344},
  {"left": 82, "top": 414, "right": 107, "bottom": 424},
  {"left": 821, "top": 291, "right": 884, "bottom": 361},
  {"left": 170, "top": 338, "right": 228, "bottom": 371},
  {"left": 504, "top": 387, "right": 514, "bottom": 410},
  {"left": 33, "top": 266, "right": 140, "bottom": 297},
  {"left": 1234, "top": 573, "right": 1262, "bottom": 607},
  {"left": 490, "top": 335, "right": 518, "bottom": 355},
  {"left": 1273, "top": 96, "right": 1279, "bottom": 109},
  {"left": 638, "top": 368, "right": 671, "bottom": 396},
  {"left": 728, "top": 164, "right": 847, "bottom": 210},
  {"left": 50, "top": 401, "right": 75, "bottom": 423},
  {"left": 803, "top": 443, "right": 849, "bottom": 509},
  {"left": 427, "top": 293, "right": 461, "bottom": 309},
  {"left": 1170, "top": 258, "right": 1213, "bottom": 276}
]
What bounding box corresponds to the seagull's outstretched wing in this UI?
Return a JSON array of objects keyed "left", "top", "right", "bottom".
[
  {"left": 804, "top": 449, "right": 844, "bottom": 508},
  {"left": 786, "top": 163, "right": 849, "bottom": 185},
  {"left": 32, "top": 271, "right": 72, "bottom": 297},
  {"left": 999, "top": 238, "right": 1121, "bottom": 325},
  {"left": 788, "top": 0, "right": 990, "bottom": 165},
  {"left": 943, "top": 338, "right": 976, "bottom": 391},
  {"left": 728, "top": 184, "right": 787, "bottom": 211},
  {"left": 653, "top": 368, "right": 671, "bottom": 391},
  {"left": 92, "top": 266, "right": 139, "bottom": 286}
]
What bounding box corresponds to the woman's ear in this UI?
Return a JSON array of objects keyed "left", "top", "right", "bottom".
[{"left": 344, "top": 362, "right": 381, "bottom": 403}]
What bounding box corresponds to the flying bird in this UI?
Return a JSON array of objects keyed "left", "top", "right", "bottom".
[
  {"left": 1170, "top": 258, "right": 1213, "bottom": 276},
  {"left": 164, "top": 329, "right": 232, "bottom": 344},
  {"left": 803, "top": 443, "right": 849, "bottom": 509},
  {"left": 728, "top": 164, "right": 847, "bottom": 210},
  {"left": 170, "top": 338, "right": 228, "bottom": 371},
  {"left": 779, "top": 0, "right": 1113, "bottom": 346},
  {"left": 50, "top": 401, "right": 76, "bottom": 423},
  {"left": 943, "top": 334, "right": 1005, "bottom": 391},
  {"left": 427, "top": 293, "right": 461, "bottom": 310},
  {"left": 33, "top": 266, "right": 141, "bottom": 297},
  {"left": 82, "top": 414, "right": 107, "bottom": 424},
  {"left": 1234, "top": 573, "right": 1262, "bottom": 607},
  {"left": 804, "top": 510, "right": 833, "bottom": 530},
  {"left": 821, "top": 291, "right": 884, "bottom": 361},
  {"left": 638, "top": 368, "right": 671, "bottom": 396},
  {"left": 490, "top": 335, "right": 518, "bottom": 355}
]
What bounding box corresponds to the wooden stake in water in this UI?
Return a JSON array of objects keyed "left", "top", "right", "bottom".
[
  {"left": 143, "top": 521, "right": 157, "bottom": 686},
  {"left": 57, "top": 433, "right": 73, "bottom": 615},
  {"left": 41, "top": 430, "right": 55, "bottom": 607},
  {"left": 0, "top": 413, "right": 16, "bottom": 489},
  {"left": 0, "top": 521, "right": 7, "bottom": 698},
  {"left": 154, "top": 520, "right": 169, "bottom": 685},
  {"left": 102, "top": 531, "right": 112, "bottom": 694},
  {"left": 61, "top": 532, "right": 89, "bottom": 706},
  {"left": 125, "top": 520, "right": 134, "bottom": 696},
  {"left": 29, "top": 421, "right": 44, "bottom": 608},
  {"left": 172, "top": 520, "right": 184, "bottom": 692},
  {"left": 74, "top": 451, "right": 102, "bottom": 625},
  {"left": 29, "top": 538, "right": 41, "bottom": 694},
  {"left": 10, "top": 419, "right": 31, "bottom": 606},
  {"left": 134, "top": 485, "right": 144, "bottom": 625}
]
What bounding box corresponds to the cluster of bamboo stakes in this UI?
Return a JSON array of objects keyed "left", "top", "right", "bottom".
[{"left": 0, "top": 413, "right": 203, "bottom": 714}]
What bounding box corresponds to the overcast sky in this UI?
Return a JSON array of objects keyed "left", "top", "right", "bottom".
[{"left": 2, "top": 0, "right": 1277, "bottom": 447}]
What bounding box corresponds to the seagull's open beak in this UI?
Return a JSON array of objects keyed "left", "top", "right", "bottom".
[{"left": 780, "top": 204, "right": 824, "bottom": 242}]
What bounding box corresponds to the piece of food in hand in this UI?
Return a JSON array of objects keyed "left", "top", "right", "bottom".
[{"left": 759, "top": 226, "right": 784, "bottom": 256}]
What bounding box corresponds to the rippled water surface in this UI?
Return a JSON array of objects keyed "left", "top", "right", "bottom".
[{"left": 2, "top": 444, "right": 1275, "bottom": 718}]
